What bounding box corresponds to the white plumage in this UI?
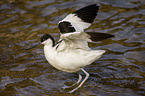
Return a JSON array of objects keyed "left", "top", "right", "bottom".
[
  {"left": 40, "top": 4, "right": 114, "bottom": 93},
  {"left": 43, "top": 39, "right": 106, "bottom": 73},
  {"left": 59, "top": 14, "right": 91, "bottom": 32}
]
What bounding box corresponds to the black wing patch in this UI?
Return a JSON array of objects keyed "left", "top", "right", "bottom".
[
  {"left": 73, "top": 4, "right": 99, "bottom": 23},
  {"left": 86, "top": 32, "right": 114, "bottom": 42},
  {"left": 58, "top": 21, "right": 76, "bottom": 34}
]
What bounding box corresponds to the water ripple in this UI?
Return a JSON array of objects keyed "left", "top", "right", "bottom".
[{"left": 0, "top": 0, "right": 144, "bottom": 95}]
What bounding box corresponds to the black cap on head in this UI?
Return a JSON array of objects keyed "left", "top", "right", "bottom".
[
  {"left": 41, "top": 34, "right": 51, "bottom": 42},
  {"left": 41, "top": 34, "right": 55, "bottom": 46}
]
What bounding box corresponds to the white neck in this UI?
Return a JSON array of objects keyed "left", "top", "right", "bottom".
[
  {"left": 42, "top": 39, "right": 54, "bottom": 47},
  {"left": 43, "top": 39, "right": 56, "bottom": 55}
]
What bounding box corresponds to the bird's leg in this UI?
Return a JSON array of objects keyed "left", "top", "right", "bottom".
[
  {"left": 71, "top": 74, "right": 82, "bottom": 86},
  {"left": 62, "top": 74, "right": 82, "bottom": 89},
  {"left": 68, "top": 68, "right": 89, "bottom": 93}
]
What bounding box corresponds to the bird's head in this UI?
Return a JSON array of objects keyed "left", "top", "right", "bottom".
[
  {"left": 21, "top": 34, "right": 55, "bottom": 50},
  {"left": 41, "top": 34, "right": 55, "bottom": 46}
]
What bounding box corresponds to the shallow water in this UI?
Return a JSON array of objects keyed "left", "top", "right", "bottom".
[{"left": 0, "top": 0, "right": 145, "bottom": 96}]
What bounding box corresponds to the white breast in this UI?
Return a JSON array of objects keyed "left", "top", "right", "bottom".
[{"left": 44, "top": 45, "right": 105, "bottom": 73}]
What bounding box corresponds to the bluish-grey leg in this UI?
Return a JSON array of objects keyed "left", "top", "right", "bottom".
[
  {"left": 62, "top": 74, "right": 82, "bottom": 89},
  {"left": 68, "top": 68, "right": 89, "bottom": 93}
]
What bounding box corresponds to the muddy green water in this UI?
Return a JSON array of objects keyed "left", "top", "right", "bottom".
[{"left": 0, "top": 0, "right": 145, "bottom": 96}]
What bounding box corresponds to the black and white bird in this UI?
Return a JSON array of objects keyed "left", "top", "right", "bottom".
[{"left": 40, "top": 4, "right": 114, "bottom": 93}]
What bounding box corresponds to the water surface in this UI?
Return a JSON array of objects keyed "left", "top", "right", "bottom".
[{"left": 0, "top": 0, "right": 145, "bottom": 96}]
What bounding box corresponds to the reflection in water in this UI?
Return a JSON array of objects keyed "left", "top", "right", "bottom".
[{"left": 0, "top": 0, "right": 144, "bottom": 95}]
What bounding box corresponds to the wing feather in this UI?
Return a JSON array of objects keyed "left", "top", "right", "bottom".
[
  {"left": 56, "top": 32, "right": 114, "bottom": 52},
  {"left": 56, "top": 4, "right": 114, "bottom": 52},
  {"left": 58, "top": 4, "right": 99, "bottom": 33}
]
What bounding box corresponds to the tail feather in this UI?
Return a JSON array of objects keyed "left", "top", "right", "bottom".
[{"left": 86, "top": 32, "right": 114, "bottom": 42}]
